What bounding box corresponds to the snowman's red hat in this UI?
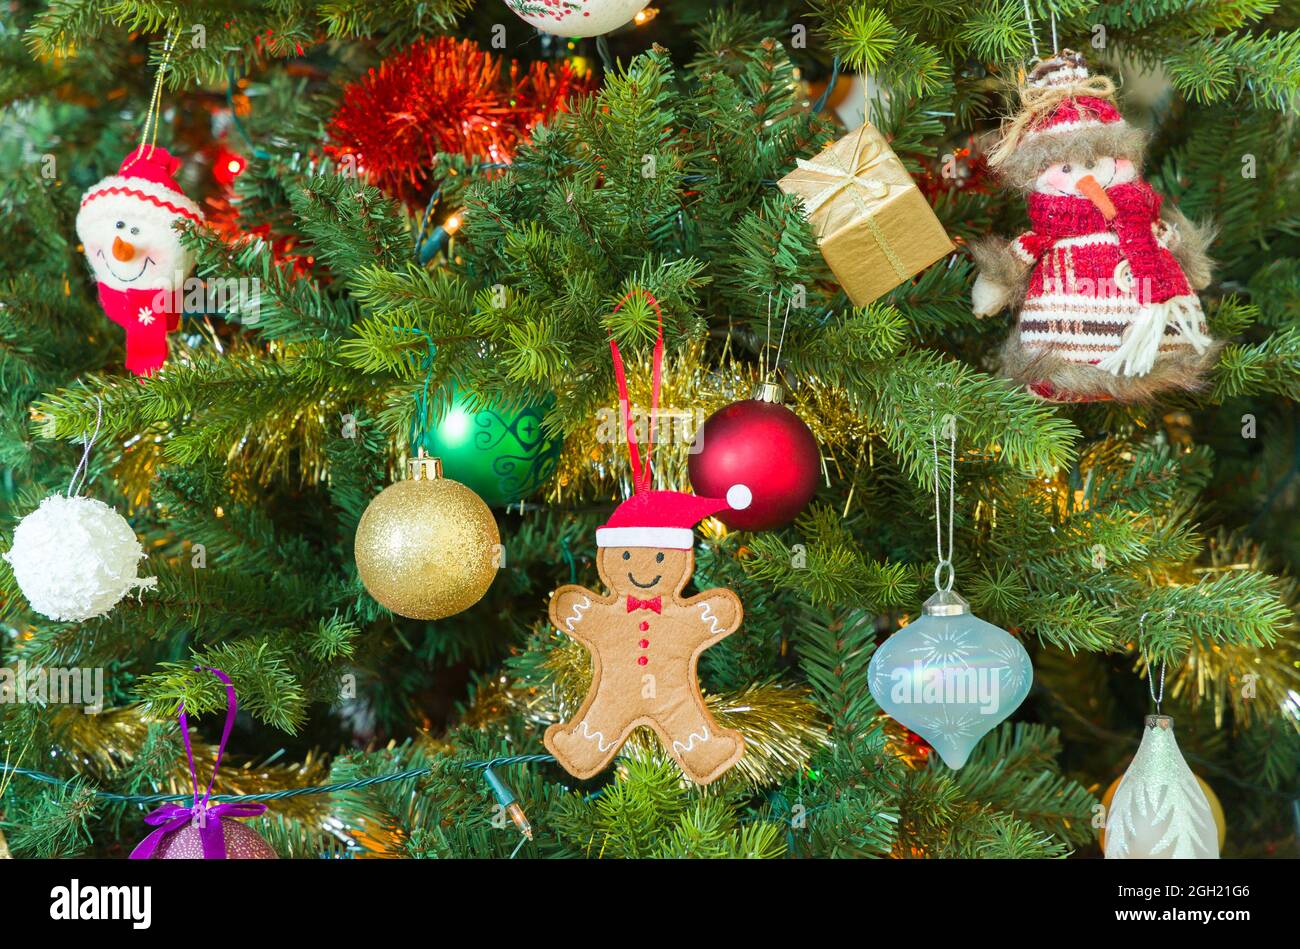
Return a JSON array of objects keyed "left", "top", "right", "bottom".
[
  {"left": 596, "top": 485, "right": 752, "bottom": 549},
  {"left": 990, "top": 51, "right": 1147, "bottom": 188},
  {"left": 77, "top": 146, "right": 203, "bottom": 230}
]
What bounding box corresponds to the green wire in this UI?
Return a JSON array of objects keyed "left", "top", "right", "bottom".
[{"left": 0, "top": 754, "right": 557, "bottom": 805}]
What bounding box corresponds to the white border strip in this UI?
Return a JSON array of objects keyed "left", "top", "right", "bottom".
[{"left": 596, "top": 526, "right": 695, "bottom": 549}]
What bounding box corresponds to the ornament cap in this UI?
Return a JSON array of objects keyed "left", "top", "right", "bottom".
[
  {"left": 408, "top": 450, "right": 443, "bottom": 481},
  {"left": 751, "top": 381, "right": 785, "bottom": 404},
  {"left": 1145, "top": 713, "right": 1175, "bottom": 730},
  {"left": 922, "top": 588, "right": 969, "bottom": 617}
]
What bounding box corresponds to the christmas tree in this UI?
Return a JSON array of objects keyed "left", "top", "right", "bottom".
[{"left": 1, "top": 0, "right": 1297, "bottom": 861}]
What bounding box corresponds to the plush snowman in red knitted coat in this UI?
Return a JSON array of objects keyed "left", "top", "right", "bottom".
[
  {"left": 76, "top": 146, "right": 203, "bottom": 376},
  {"left": 971, "top": 52, "right": 1219, "bottom": 402}
]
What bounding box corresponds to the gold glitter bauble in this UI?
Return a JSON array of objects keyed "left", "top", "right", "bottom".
[{"left": 354, "top": 454, "right": 501, "bottom": 619}]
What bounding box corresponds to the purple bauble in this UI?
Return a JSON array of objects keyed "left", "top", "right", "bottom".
[
  {"left": 153, "top": 818, "right": 278, "bottom": 859},
  {"left": 689, "top": 386, "right": 820, "bottom": 531}
]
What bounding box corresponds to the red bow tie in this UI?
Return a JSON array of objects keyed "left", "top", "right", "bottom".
[{"left": 626, "top": 595, "right": 662, "bottom": 613}]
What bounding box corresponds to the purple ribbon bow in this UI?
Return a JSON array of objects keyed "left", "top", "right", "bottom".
[{"left": 130, "top": 666, "right": 266, "bottom": 859}]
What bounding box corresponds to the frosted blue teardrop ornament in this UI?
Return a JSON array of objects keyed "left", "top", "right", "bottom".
[{"left": 868, "top": 588, "right": 1033, "bottom": 768}]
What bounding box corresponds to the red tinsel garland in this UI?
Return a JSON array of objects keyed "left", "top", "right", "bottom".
[{"left": 326, "top": 37, "right": 591, "bottom": 203}]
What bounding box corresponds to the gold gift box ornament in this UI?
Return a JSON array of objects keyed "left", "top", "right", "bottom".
[{"left": 779, "top": 123, "right": 954, "bottom": 306}]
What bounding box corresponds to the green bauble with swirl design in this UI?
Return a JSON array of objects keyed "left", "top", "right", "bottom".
[{"left": 422, "top": 388, "right": 562, "bottom": 508}]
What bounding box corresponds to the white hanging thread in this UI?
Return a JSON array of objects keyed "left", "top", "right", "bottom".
[
  {"left": 931, "top": 420, "right": 956, "bottom": 593},
  {"left": 67, "top": 396, "right": 104, "bottom": 498},
  {"left": 763, "top": 292, "right": 771, "bottom": 379},
  {"left": 1021, "top": 0, "right": 1040, "bottom": 60},
  {"left": 1140, "top": 608, "right": 1174, "bottom": 712},
  {"left": 1050, "top": 7, "right": 1059, "bottom": 55},
  {"left": 762, "top": 291, "right": 793, "bottom": 383},
  {"left": 772, "top": 298, "right": 792, "bottom": 382}
]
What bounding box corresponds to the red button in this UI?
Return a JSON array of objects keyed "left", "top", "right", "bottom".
[
  {"left": 639, "top": 621, "right": 649, "bottom": 631},
  {"left": 639, "top": 639, "right": 649, "bottom": 648},
  {"left": 637, "top": 656, "right": 648, "bottom": 665}
]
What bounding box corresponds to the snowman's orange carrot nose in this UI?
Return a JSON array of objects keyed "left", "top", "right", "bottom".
[
  {"left": 1076, "top": 174, "right": 1117, "bottom": 221},
  {"left": 112, "top": 236, "right": 135, "bottom": 261}
]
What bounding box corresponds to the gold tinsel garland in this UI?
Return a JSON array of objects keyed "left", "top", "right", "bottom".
[
  {"left": 471, "top": 636, "right": 832, "bottom": 789},
  {"left": 545, "top": 340, "right": 878, "bottom": 506}
]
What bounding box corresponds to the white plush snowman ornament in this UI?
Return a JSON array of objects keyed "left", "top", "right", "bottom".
[
  {"left": 76, "top": 146, "right": 203, "bottom": 376},
  {"left": 971, "top": 52, "right": 1218, "bottom": 403},
  {"left": 503, "top": 0, "right": 651, "bottom": 37}
]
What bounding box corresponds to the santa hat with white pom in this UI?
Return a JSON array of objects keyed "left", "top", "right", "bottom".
[
  {"left": 78, "top": 146, "right": 203, "bottom": 227},
  {"left": 596, "top": 484, "right": 751, "bottom": 549},
  {"left": 75, "top": 146, "right": 204, "bottom": 277},
  {"left": 597, "top": 288, "right": 751, "bottom": 548}
]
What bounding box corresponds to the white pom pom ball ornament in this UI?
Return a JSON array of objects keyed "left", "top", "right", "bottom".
[
  {"left": 4, "top": 494, "right": 156, "bottom": 622},
  {"left": 3, "top": 398, "right": 156, "bottom": 622},
  {"left": 503, "top": 0, "right": 652, "bottom": 37}
]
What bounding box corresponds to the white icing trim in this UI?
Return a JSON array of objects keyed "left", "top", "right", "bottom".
[
  {"left": 698, "top": 601, "right": 724, "bottom": 635},
  {"left": 596, "top": 526, "right": 694, "bottom": 548},
  {"left": 563, "top": 595, "right": 591, "bottom": 632},
  {"left": 672, "top": 726, "right": 710, "bottom": 755},
  {"left": 577, "top": 720, "right": 614, "bottom": 752}
]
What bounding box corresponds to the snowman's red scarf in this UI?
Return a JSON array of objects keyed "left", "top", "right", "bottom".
[
  {"left": 96, "top": 283, "right": 179, "bottom": 376},
  {"left": 1027, "top": 180, "right": 1182, "bottom": 304}
]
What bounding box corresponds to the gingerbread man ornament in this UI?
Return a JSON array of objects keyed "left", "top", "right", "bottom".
[
  {"left": 545, "top": 289, "right": 751, "bottom": 785},
  {"left": 546, "top": 485, "right": 753, "bottom": 785}
]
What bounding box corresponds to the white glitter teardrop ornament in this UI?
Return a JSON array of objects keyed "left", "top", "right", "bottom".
[
  {"left": 3, "top": 494, "right": 156, "bottom": 622},
  {"left": 1104, "top": 714, "right": 1219, "bottom": 859}
]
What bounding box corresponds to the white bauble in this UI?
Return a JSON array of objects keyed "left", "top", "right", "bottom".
[
  {"left": 3, "top": 494, "right": 157, "bottom": 622},
  {"left": 504, "top": 0, "right": 651, "bottom": 37},
  {"left": 1104, "top": 714, "right": 1219, "bottom": 859}
]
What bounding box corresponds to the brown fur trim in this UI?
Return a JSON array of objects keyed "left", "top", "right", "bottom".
[
  {"left": 997, "top": 123, "right": 1149, "bottom": 191},
  {"left": 969, "top": 236, "right": 1033, "bottom": 313},
  {"left": 999, "top": 329, "right": 1222, "bottom": 402},
  {"left": 1161, "top": 206, "right": 1217, "bottom": 290}
]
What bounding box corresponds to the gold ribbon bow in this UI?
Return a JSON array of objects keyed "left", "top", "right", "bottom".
[{"left": 794, "top": 124, "right": 897, "bottom": 220}]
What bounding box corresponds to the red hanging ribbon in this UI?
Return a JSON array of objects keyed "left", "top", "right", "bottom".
[{"left": 609, "top": 290, "right": 664, "bottom": 495}]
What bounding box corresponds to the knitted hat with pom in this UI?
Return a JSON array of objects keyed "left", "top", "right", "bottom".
[
  {"left": 991, "top": 51, "right": 1147, "bottom": 189},
  {"left": 76, "top": 146, "right": 203, "bottom": 242},
  {"left": 596, "top": 485, "right": 752, "bottom": 549}
]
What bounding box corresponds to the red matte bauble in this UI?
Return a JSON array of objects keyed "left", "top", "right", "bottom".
[{"left": 688, "top": 397, "right": 820, "bottom": 530}]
